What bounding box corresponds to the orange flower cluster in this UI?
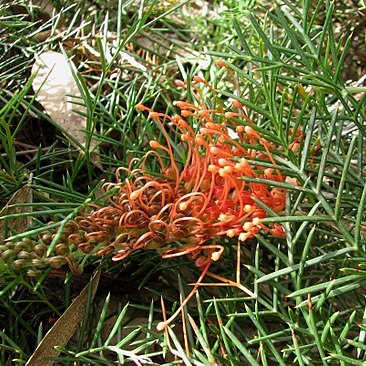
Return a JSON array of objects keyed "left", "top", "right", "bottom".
[
  {"left": 71, "top": 75, "right": 287, "bottom": 273},
  {"left": 35, "top": 67, "right": 299, "bottom": 329}
]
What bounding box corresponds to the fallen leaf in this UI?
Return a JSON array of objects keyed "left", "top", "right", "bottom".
[
  {"left": 26, "top": 269, "right": 101, "bottom": 366},
  {"left": 0, "top": 183, "right": 33, "bottom": 242},
  {"left": 31, "top": 51, "right": 101, "bottom": 168}
]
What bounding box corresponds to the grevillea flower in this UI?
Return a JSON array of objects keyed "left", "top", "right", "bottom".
[
  {"left": 70, "top": 80, "right": 287, "bottom": 266},
  {"left": 42, "top": 62, "right": 297, "bottom": 329}
]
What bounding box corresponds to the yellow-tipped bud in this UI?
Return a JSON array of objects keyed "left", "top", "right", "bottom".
[
  {"left": 252, "top": 217, "right": 261, "bottom": 226},
  {"left": 130, "top": 189, "right": 141, "bottom": 201},
  {"left": 244, "top": 204, "right": 253, "bottom": 213},
  {"left": 179, "top": 202, "right": 189, "bottom": 211},
  {"left": 224, "top": 112, "right": 236, "bottom": 119},
  {"left": 243, "top": 222, "right": 253, "bottom": 231},
  {"left": 211, "top": 251, "right": 221, "bottom": 261},
  {"left": 149, "top": 111, "right": 159, "bottom": 119},
  {"left": 208, "top": 165, "right": 219, "bottom": 174},
  {"left": 156, "top": 321, "right": 167, "bottom": 331},
  {"left": 149, "top": 141, "right": 161, "bottom": 149}
]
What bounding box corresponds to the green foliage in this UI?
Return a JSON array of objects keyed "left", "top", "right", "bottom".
[{"left": 1, "top": 0, "right": 366, "bottom": 365}]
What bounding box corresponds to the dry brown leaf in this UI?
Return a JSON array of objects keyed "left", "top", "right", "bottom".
[
  {"left": 26, "top": 270, "right": 101, "bottom": 366},
  {"left": 0, "top": 184, "right": 33, "bottom": 242},
  {"left": 31, "top": 51, "right": 101, "bottom": 168},
  {"left": 32, "top": 0, "right": 54, "bottom": 17}
]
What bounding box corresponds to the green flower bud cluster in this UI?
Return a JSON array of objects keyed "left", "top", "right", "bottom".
[
  {"left": 1, "top": 237, "right": 46, "bottom": 276},
  {"left": 0, "top": 222, "right": 83, "bottom": 277}
]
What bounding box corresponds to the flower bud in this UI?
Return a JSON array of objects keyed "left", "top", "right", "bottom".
[
  {"left": 17, "top": 251, "right": 33, "bottom": 260},
  {"left": 27, "top": 269, "right": 42, "bottom": 277},
  {"left": 32, "top": 258, "right": 47, "bottom": 267},
  {"left": 40, "top": 233, "right": 53, "bottom": 245},
  {"left": 21, "top": 237, "right": 34, "bottom": 246},
  {"left": 48, "top": 256, "right": 67, "bottom": 269},
  {"left": 4, "top": 242, "right": 14, "bottom": 249},
  {"left": 34, "top": 243, "right": 48, "bottom": 257},
  {"left": 55, "top": 243, "right": 70, "bottom": 256},
  {"left": 1, "top": 249, "right": 16, "bottom": 260},
  {"left": 14, "top": 242, "right": 24, "bottom": 253},
  {"left": 12, "top": 259, "right": 27, "bottom": 270}
]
